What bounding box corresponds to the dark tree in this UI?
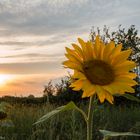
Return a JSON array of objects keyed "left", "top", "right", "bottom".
[{"left": 90, "top": 25, "right": 140, "bottom": 64}]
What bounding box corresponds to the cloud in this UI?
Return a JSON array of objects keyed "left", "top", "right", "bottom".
[
  {"left": 0, "top": 0, "right": 128, "bottom": 35},
  {"left": 0, "top": 0, "right": 139, "bottom": 68},
  {"left": 0, "top": 0, "right": 139, "bottom": 43},
  {"left": 1, "top": 53, "right": 63, "bottom": 58},
  {"left": 0, "top": 0, "right": 140, "bottom": 96},
  {"left": 0, "top": 61, "right": 64, "bottom": 74},
  {"left": 0, "top": 34, "right": 67, "bottom": 47}
]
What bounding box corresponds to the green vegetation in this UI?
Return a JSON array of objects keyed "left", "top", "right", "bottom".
[{"left": 0, "top": 102, "right": 139, "bottom": 140}]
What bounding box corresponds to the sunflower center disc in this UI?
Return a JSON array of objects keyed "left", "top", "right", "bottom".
[{"left": 83, "top": 60, "right": 115, "bottom": 85}]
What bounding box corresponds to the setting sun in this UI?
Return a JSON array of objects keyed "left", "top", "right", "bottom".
[{"left": 0, "top": 74, "right": 13, "bottom": 86}]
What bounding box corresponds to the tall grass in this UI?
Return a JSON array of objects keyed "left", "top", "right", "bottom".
[{"left": 0, "top": 102, "right": 140, "bottom": 140}]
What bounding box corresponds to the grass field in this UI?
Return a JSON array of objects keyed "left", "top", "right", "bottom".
[{"left": 0, "top": 102, "right": 140, "bottom": 140}]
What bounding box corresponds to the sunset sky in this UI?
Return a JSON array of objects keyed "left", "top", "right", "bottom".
[{"left": 0, "top": 0, "right": 140, "bottom": 97}]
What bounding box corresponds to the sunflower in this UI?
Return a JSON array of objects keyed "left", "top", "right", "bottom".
[{"left": 63, "top": 36, "right": 137, "bottom": 104}]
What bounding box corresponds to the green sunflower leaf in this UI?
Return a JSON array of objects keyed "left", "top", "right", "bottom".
[
  {"left": 115, "top": 93, "right": 140, "bottom": 102},
  {"left": 34, "top": 101, "right": 87, "bottom": 125},
  {"left": 122, "top": 94, "right": 140, "bottom": 102}
]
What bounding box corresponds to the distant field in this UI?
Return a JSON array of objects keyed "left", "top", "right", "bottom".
[{"left": 0, "top": 101, "right": 140, "bottom": 140}]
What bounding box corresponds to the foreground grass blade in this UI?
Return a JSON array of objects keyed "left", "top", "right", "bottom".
[
  {"left": 115, "top": 93, "right": 140, "bottom": 102},
  {"left": 99, "top": 129, "right": 140, "bottom": 139},
  {"left": 34, "top": 101, "right": 87, "bottom": 125}
]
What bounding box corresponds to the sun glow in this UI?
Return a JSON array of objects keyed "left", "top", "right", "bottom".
[{"left": 0, "top": 74, "right": 13, "bottom": 86}]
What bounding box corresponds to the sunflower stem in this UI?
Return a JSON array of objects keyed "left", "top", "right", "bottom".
[{"left": 87, "top": 95, "right": 95, "bottom": 140}]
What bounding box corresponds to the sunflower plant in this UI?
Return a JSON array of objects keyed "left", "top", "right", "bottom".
[{"left": 35, "top": 36, "right": 140, "bottom": 140}]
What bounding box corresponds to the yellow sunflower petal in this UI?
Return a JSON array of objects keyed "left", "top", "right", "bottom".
[
  {"left": 65, "top": 47, "right": 73, "bottom": 53},
  {"left": 65, "top": 53, "right": 82, "bottom": 64},
  {"left": 65, "top": 47, "right": 80, "bottom": 60},
  {"left": 103, "top": 84, "right": 118, "bottom": 95},
  {"left": 65, "top": 47, "right": 81, "bottom": 58},
  {"left": 115, "top": 43, "right": 122, "bottom": 52},
  {"left": 108, "top": 41, "right": 116, "bottom": 51},
  {"left": 114, "top": 82, "right": 135, "bottom": 93},
  {"left": 93, "top": 36, "right": 102, "bottom": 58},
  {"left": 111, "top": 43, "right": 122, "bottom": 56},
  {"left": 82, "top": 84, "right": 96, "bottom": 98},
  {"left": 78, "top": 38, "right": 86, "bottom": 48},
  {"left": 96, "top": 86, "right": 106, "bottom": 103},
  {"left": 72, "top": 71, "right": 86, "bottom": 79},
  {"left": 72, "top": 43, "right": 83, "bottom": 57},
  {"left": 82, "top": 80, "right": 92, "bottom": 89},
  {"left": 78, "top": 38, "right": 86, "bottom": 53},
  {"left": 100, "top": 42, "right": 105, "bottom": 60},
  {"left": 110, "top": 44, "right": 122, "bottom": 63},
  {"left": 96, "top": 86, "right": 114, "bottom": 104},
  {"left": 111, "top": 49, "right": 132, "bottom": 65},
  {"left": 102, "top": 41, "right": 115, "bottom": 62},
  {"left": 82, "top": 90, "right": 89, "bottom": 98},
  {"left": 63, "top": 60, "right": 83, "bottom": 71},
  {"left": 117, "top": 83, "right": 135, "bottom": 93},
  {"left": 116, "top": 73, "right": 137, "bottom": 79},
  {"left": 97, "top": 92, "right": 105, "bottom": 103},
  {"left": 103, "top": 81, "right": 136, "bottom": 94},
  {"left": 70, "top": 79, "right": 84, "bottom": 91},
  {"left": 86, "top": 41, "right": 95, "bottom": 60},
  {"left": 78, "top": 38, "right": 92, "bottom": 61},
  {"left": 114, "top": 61, "right": 136, "bottom": 72},
  {"left": 105, "top": 92, "right": 114, "bottom": 104},
  {"left": 115, "top": 77, "right": 138, "bottom": 86}
]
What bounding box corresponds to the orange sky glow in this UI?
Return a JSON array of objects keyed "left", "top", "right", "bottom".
[{"left": 0, "top": 0, "right": 139, "bottom": 97}]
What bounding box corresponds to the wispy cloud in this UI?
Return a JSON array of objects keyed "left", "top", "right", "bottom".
[
  {"left": 0, "top": 0, "right": 139, "bottom": 96},
  {"left": 1, "top": 0, "right": 139, "bottom": 37},
  {"left": 0, "top": 61, "right": 65, "bottom": 74},
  {"left": 1, "top": 53, "right": 63, "bottom": 58}
]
